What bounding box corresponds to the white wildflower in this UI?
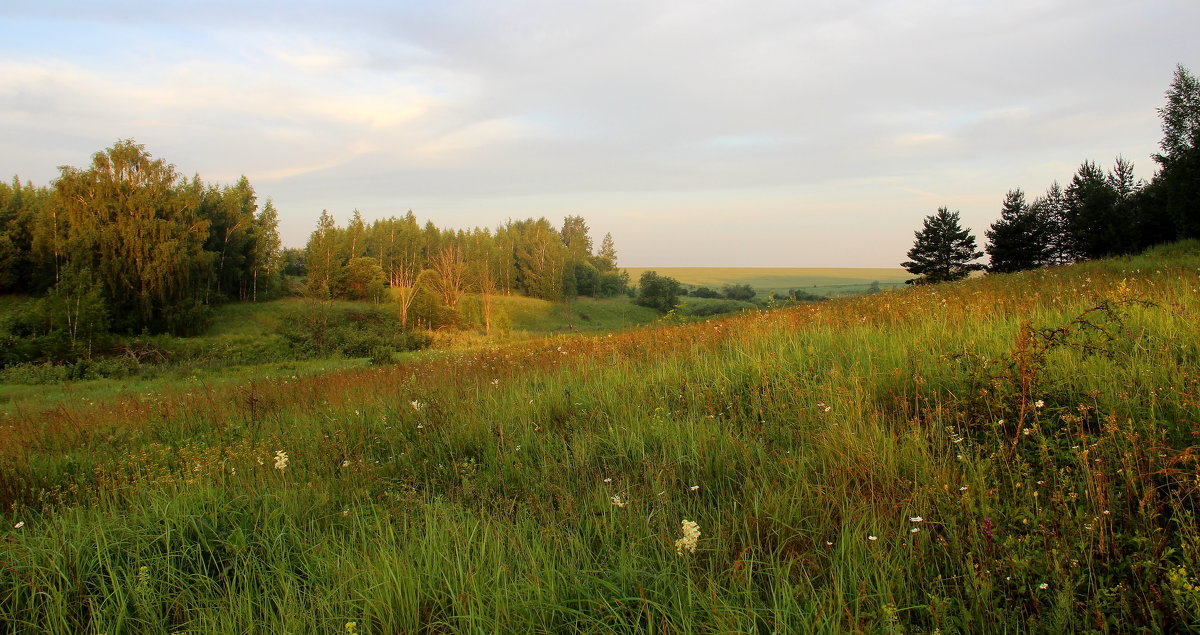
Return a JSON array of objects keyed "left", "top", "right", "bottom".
[
  {"left": 274, "top": 450, "right": 289, "bottom": 471},
  {"left": 1038, "top": 583, "right": 1049, "bottom": 590},
  {"left": 1035, "top": 400, "right": 1045, "bottom": 408},
  {"left": 689, "top": 485, "right": 700, "bottom": 491},
  {"left": 611, "top": 495, "right": 628, "bottom": 508},
  {"left": 868, "top": 535, "right": 878, "bottom": 541},
  {"left": 13, "top": 521, "right": 23, "bottom": 529},
  {"left": 910, "top": 527, "right": 921, "bottom": 533},
  {"left": 909, "top": 516, "right": 924, "bottom": 523},
  {"left": 675, "top": 519, "right": 701, "bottom": 555},
  {"left": 410, "top": 400, "right": 424, "bottom": 411}
]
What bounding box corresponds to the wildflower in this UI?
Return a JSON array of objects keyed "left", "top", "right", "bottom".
[
  {"left": 825, "top": 540, "right": 834, "bottom": 546},
  {"left": 341, "top": 460, "right": 351, "bottom": 468},
  {"left": 1038, "top": 583, "right": 1049, "bottom": 590},
  {"left": 959, "top": 486, "right": 968, "bottom": 491},
  {"left": 13, "top": 521, "right": 23, "bottom": 529},
  {"left": 1035, "top": 400, "right": 1045, "bottom": 408},
  {"left": 410, "top": 400, "right": 424, "bottom": 411},
  {"left": 868, "top": 535, "right": 878, "bottom": 541},
  {"left": 909, "top": 516, "right": 924, "bottom": 523},
  {"left": 689, "top": 485, "right": 700, "bottom": 491},
  {"left": 603, "top": 478, "right": 612, "bottom": 483},
  {"left": 611, "top": 495, "right": 628, "bottom": 508},
  {"left": 274, "top": 450, "right": 289, "bottom": 471},
  {"left": 910, "top": 527, "right": 920, "bottom": 533},
  {"left": 345, "top": 622, "right": 359, "bottom": 635},
  {"left": 675, "top": 520, "right": 701, "bottom": 555}
]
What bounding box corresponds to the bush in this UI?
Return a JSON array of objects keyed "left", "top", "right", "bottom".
[
  {"left": 275, "top": 302, "right": 432, "bottom": 359},
  {"left": 368, "top": 346, "right": 396, "bottom": 365},
  {"left": 722, "top": 283, "right": 756, "bottom": 301}
]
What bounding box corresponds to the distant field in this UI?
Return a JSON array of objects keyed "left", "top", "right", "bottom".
[{"left": 623, "top": 267, "right": 910, "bottom": 296}]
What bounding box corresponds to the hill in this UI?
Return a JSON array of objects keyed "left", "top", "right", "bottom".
[
  {"left": 2, "top": 243, "right": 1199, "bottom": 632},
  {"left": 623, "top": 266, "right": 911, "bottom": 297}
]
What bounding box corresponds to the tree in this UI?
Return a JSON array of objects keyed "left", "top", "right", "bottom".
[
  {"left": 53, "top": 139, "right": 212, "bottom": 333},
  {"left": 247, "top": 199, "right": 281, "bottom": 302},
  {"left": 1064, "top": 160, "right": 1124, "bottom": 259},
  {"left": 338, "top": 257, "right": 386, "bottom": 302},
  {"left": 635, "top": 271, "right": 682, "bottom": 313},
  {"left": 1157, "top": 64, "right": 1200, "bottom": 164},
  {"left": 902, "top": 207, "right": 984, "bottom": 283},
  {"left": 985, "top": 189, "right": 1052, "bottom": 273},
  {"left": 596, "top": 270, "right": 630, "bottom": 298},
  {"left": 388, "top": 250, "right": 421, "bottom": 329},
  {"left": 1154, "top": 64, "right": 1200, "bottom": 239},
  {"left": 305, "top": 210, "right": 339, "bottom": 298},
  {"left": 429, "top": 245, "right": 467, "bottom": 309},
  {"left": 593, "top": 232, "right": 618, "bottom": 272},
  {"left": 1033, "top": 182, "right": 1072, "bottom": 265},
  {"left": 722, "top": 283, "right": 756, "bottom": 301}
]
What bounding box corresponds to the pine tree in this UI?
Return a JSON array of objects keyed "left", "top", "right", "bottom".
[
  {"left": 1031, "top": 182, "right": 1072, "bottom": 265},
  {"left": 1064, "top": 161, "right": 1124, "bottom": 259},
  {"left": 902, "top": 207, "right": 984, "bottom": 283},
  {"left": 986, "top": 189, "right": 1052, "bottom": 273},
  {"left": 593, "top": 232, "right": 618, "bottom": 272}
]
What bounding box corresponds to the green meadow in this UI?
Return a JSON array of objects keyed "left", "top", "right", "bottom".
[
  {"left": 2, "top": 243, "right": 1200, "bottom": 632},
  {"left": 622, "top": 267, "right": 912, "bottom": 297}
]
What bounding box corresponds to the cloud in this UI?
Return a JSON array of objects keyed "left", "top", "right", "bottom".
[{"left": 1, "top": 0, "right": 1197, "bottom": 265}]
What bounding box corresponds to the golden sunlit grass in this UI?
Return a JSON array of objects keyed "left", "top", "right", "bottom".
[{"left": 2, "top": 242, "right": 1199, "bottom": 633}]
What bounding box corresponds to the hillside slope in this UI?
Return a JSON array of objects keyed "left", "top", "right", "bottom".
[{"left": 2, "top": 243, "right": 1199, "bottom": 632}]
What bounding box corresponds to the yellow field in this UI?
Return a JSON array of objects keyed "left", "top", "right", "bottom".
[{"left": 622, "top": 267, "right": 910, "bottom": 295}]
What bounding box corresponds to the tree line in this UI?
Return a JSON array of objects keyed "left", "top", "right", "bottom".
[
  {"left": 904, "top": 64, "right": 1200, "bottom": 282},
  {"left": 0, "top": 139, "right": 629, "bottom": 354},
  {"left": 292, "top": 210, "right": 628, "bottom": 330}
]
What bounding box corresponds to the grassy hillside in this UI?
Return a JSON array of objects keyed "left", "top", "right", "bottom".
[
  {"left": 623, "top": 266, "right": 911, "bottom": 297},
  {"left": 2, "top": 243, "right": 1200, "bottom": 632}
]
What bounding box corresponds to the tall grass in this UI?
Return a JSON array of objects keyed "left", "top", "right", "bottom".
[{"left": 2, "top": 243, "right": 1200, "bottom": 632}]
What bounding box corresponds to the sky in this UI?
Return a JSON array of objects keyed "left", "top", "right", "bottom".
[{"left": 1, "top": 1, "right": 1197, "bottom": 267}]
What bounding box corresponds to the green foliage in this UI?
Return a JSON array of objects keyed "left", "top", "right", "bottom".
[
  {"left": 689, "top": 285, "right": 721, "bottom": 298},
  {"left": 721, "top": 282, "right": 756, "bottom": 301},
  {"left": 681, "top": 297, "right": 756, "bottom": 317},
  {"left": 902, "top": 207, "right": 985, "bottom": 283},
  {"left": 634, "top": 270, "right": 682, "bottom": 313},
  {"left": 1064, "top": 160, "right": 1127, "bottom": 259},
  {"left": 595, "top": 270, "right": 630, "bottom": 298},
  {"left": 274, "top": 301, "right": 432, "bottom": 359},
  {"left": 785, "top": 288, "right": 828, "bottom": 302},
  {"left": 986, "top": 188, "right": 1054, "bottom": 273},
  {"left": 337, "top": 257, "right": 386, "bottom": 302},
  {"left": 38, "top": 266, "right": 109, "bottom": 351}
]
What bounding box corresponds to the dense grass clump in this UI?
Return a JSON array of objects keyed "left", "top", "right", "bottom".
[{"left": 2, "top": 243, "right": 1200, "bottom": 632}]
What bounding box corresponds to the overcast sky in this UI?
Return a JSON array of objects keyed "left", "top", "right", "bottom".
[{"left": 2, "top": 1, "right": 1196, "bottom": 266}]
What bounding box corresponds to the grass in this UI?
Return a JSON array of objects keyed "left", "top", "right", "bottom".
[
  {"left": 494, "top": 294, "right": 661, "bottom": 333},
  {"left": 623, "top": 266, "right": 911, "bottom": 297},
  {"left": 2, "top": 243, "right": 1200, "bottom": 632}
]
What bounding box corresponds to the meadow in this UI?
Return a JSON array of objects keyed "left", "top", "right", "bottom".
[
  {"left": 1, "top": 244, "right": 1199, "bottom": 633},
  {"left": 622, "top": 267, "right": 912, "bottom": 297}
]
